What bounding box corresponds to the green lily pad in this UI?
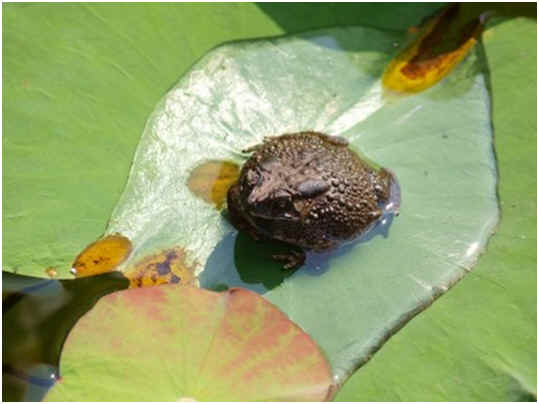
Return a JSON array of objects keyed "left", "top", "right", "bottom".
[
  {"left": 2, "top": 3, "right": 442, "bottom": 280},
  {"left": 335, "top": 16, "right": 537, "bottom": 401},
  {"left": 1, "top": 3, "right": 284, "bottom": 279},
  {"left": 44, "top": 286, "right": 333, "bottom": 401},
  {"left": 104, "top": 24, "right": 498, "bottom": 383}
]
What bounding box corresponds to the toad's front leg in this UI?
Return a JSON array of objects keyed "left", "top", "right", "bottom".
[{"left": 272, "top": 249, "right": 306, "bottom": 270}]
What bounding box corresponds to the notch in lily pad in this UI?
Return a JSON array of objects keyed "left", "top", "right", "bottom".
[{"left": 44, "top": 285, "right": 333, "bottom": 401}]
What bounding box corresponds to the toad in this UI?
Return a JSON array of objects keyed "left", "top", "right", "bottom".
[{"left": 227, "top": 132, "right": 399, "bottom": 269}]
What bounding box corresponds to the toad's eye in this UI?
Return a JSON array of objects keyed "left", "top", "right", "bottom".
[{"left": 297, "top": 179, "right": 329, "bottom": 198}]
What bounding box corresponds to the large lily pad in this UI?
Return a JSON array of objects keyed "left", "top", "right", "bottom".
[
  {"left": 104, "top": 23, "right": 498, "bottom": 382},
  {"left": 44, "top": 286, "right": 333, "bottom": 401},
  {"left": 2, "top": 3, "right": 442, "bottom": 279}
]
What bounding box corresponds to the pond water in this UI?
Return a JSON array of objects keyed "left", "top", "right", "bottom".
[{"left": 2, "top": 272, "right": 128, "bottom": 401}]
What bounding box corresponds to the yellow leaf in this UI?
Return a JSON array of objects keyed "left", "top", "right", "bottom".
[
  {"left": 383, "top": 5, "right": 484, "bottom": 93},
  {"left": 187, "top": 160, "right": 239, "bottom": 209},
  {"left": 71, "top": 234, "right": 132, "bottom": 277}
]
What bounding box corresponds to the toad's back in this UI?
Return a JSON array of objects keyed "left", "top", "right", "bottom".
[{"left": 228, "top": 132, "right": 396, "bottom": 252}]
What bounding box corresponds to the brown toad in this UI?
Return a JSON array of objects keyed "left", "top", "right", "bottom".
[{"left": 226, "top": 131, "right": 399, "bottom": 269}]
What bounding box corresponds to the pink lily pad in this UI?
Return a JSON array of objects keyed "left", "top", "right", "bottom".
[{"left": 44, "top": 286, "right": 333, "bottom": 401}]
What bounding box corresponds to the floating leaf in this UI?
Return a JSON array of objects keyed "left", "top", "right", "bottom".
[
  {"left": 383, "top": 5, "right": 484, "bottom": 93},
  {"left": 104, "top": 23, "right": 498, "bottom": 384},
  {"left": 71, "top": 234, "right": 132, "bottom": 278},
  {"left": 44, "top": 286, "right": 333, "bottom": 401}
]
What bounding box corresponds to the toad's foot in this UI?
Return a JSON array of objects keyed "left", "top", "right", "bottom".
[{"left": 272, "top": 250, "right": 306, "bottom": 270}]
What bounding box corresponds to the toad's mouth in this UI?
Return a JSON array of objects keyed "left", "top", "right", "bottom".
[{"left": 247, "top": 208, "right": 301, "bottom": 222}]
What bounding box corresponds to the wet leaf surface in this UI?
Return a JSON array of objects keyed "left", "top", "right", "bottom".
[{"left": 44, "top": 286, "right": 333, "bottom": 401}]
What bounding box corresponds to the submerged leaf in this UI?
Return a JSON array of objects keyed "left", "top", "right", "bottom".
[
  {"left": 187, "top": 160, "right": 240, "bottom": 209},
  {"left": 105, "top": 24, "right": 498, "bottom": 384},
  {"left": 44, "top": 286, "right": 333, "bottom": 401}
]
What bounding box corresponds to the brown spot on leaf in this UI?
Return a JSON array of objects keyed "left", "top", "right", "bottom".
[
  {"left": 124, "top": 247, "right": 198, "bottom": 288},
  {"left": 383, "top": 4, "right": 485, "bottom": 92},
  {"left": 71, "top": 233, "right": 132, "bottom": 278},
  {"left": 187, "top": 160, "right": 239, "bottom": 209}
]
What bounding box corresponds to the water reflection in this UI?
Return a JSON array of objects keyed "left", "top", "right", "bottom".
[
  {"left": 2, "top": 271, "right": 129, "bottom": 401},
  {"left": 200, "top": 211, "right": 397, "bottom": 294}
]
